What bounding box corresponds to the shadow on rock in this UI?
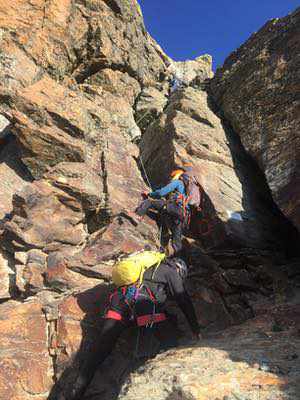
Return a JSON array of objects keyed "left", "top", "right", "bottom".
[
  {"left": 207, "top": 95, "right": 300, "bottom": 259},
  {"left": 118, "top": 295, "right": 300, "bottom": 400},
  {"left": 47, "top": 282, "right": 181, "bottom": 400},
  {"left": 0, "top": 133, "right": 34, "bottom": 182}
]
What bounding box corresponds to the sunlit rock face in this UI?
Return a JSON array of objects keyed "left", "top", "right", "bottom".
[
  {"left": 139, "top": 86, "right": 295, "bottom": 252},
  {"left": 0, "top": 1, "right": 299, "bottom": 400},
  {"left": 119, "top": 301, "right": 300, "bottom": 400},
  {"left": 211, "top": 8, "right": 300, "bottom": 232}
]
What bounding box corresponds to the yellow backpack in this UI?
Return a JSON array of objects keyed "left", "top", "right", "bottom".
[{"left": 112, "top": 251, "right": 165, "bottom": 287}]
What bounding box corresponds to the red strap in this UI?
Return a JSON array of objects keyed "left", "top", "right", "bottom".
[
  {"left": 145, "top": 286, "right": 156, "bottom": 302},
  {"left": 136, "top": 313, "right": 166, "bottom": 327},
  {"left": 105, "top": 310, "right": 122, "bottom": 321}
]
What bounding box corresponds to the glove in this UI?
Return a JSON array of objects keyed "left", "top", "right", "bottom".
[{"left": 141, "top": 191, "right": 149, "bottom": 199}]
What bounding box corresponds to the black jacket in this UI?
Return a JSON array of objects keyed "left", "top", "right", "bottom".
[{"left": 143, "top": 261, "right": 200, "bottom": 334}]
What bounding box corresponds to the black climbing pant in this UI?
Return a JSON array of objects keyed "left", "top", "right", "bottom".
[
  {"left": 65, "top": 319, "right": 124, "bottom": 400},
  {"left": 135, "top": 198, "right": 185, "bottom": 255},
  {"left": 64, "top": 317, "right": 177, "bottom": 400},
  {"left": 135, "top": 198, "right": 166, "bottom": 216}
]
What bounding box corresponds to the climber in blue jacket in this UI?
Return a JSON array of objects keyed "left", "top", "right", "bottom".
[
  {"left": 148, "top": 176, "right": 186, "bottom": 198},
  {"left": 135, "top": 169, "right": 190, "bottom": 255}
]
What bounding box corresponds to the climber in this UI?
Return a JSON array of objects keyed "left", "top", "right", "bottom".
[
  {"left": 135, "top": 168, "right": 190, "bottom": 256},
  {"left": 56, "top": 255, "right": 202, "bottom": 400},
  {"left": 168, "top": 74, "right": 185, "bottom": 95}
]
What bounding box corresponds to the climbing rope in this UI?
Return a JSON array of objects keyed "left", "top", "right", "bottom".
[
  {"left": 127, "top": 107, "right": 156, "bottom": 190},
  {"left": 134, "top": 108, "right": 153, "bottom": 128},
  {"left": 139, "top": 153, "right": 152, "bottom": 190}
]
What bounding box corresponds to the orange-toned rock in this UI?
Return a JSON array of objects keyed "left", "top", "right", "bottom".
[
  {"left": 15, "top": 249, "right": 47, "bottom": 295},
  {"left": 67, "top": 215, "right": 159, "bottom": 268},
  {"left": 87, "top": 69, "right": 141, "bottom": 106},
  {"left": 45, "top": 162, "right": 104, "bottom": 212},
  {"left": 45, "top": 251, "right": 102, "bottom": 292},
  {"left": 0, "top": 2, "right": 299, "bottom": 400},
  {"left": 135, "top": 87, "right": 168, "bottom": 132},
  {"left": 0, "top": 299, "right": 52, "bottom": 400},
  {"left": 0, "top": 0, "right": 168, "bottom": 89},
  {"left": 4, "top": 180, "right": 86, "bottom": 250}
]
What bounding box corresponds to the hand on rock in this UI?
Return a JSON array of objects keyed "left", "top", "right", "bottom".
[{"left": 141, "top": 191, "right": 149, "bottom": 199}]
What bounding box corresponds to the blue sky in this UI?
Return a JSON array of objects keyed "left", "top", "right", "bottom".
[{"left": 138, "top": 0, "right": 299, "bottom": 70}]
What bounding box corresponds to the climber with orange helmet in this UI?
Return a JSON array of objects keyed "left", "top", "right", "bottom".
[{"left": 135, "top": 168, "right": 190, "bottom": 255}]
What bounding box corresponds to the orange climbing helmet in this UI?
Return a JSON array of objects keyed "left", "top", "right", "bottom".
[{"left": 170, "top": 169, "right": 184, "bottom": 180}]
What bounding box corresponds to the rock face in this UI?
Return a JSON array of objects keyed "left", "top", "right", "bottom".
[
  {"left": 0, "top": 1, "right": 169, "bottom": 398},
  {"left": 0, "top": 114, "right": 10, "bottom": 138},
  {"left": 0, "top": 298, "right": 53, "bottom": 400},
  {"left": 0, "top": 1, "right": 299, "bottom": 400},
  {"left": 211, "top": 7, "right": 300, "bottom": 232},
  {"left": 119, "top": 300, "right": 300, "bottom": 400},
  {"left": 0, "top": 135, "right": 32, "bottom": 219},
  {"left": 0, "top": 249, "right": 14, "bottom": 299},
  {"left": 168, "top": 55, "right": 214, "bottom": 86},
  {"left": 139, "top": 86, "right": 295, "bottom": 252}
]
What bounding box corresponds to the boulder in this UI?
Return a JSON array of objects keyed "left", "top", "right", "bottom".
[
  {"left": 63, "top": 214, "right": 160, "bottom": 283},
  {"left": 45, "top": 162, "right": 104, "bottom": 212},
  {"left": 44, "top": 252, "right": 102, "bottom": 292}
]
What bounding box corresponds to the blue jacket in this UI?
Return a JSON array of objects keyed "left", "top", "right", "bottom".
[{"left": 149, "top": 179, "right": 186, "bottom": 199}]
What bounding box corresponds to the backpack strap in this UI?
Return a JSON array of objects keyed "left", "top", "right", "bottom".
[{"left": 136, "top": 254, "right": 165, "bottom": 287}]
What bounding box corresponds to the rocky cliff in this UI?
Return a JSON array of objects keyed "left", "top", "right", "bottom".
[
  {"left": 0, "top": 2, "right": 299, "bottom": 400},
  {"left": 211, "top": 7, "right": 300, "bottom": 233}
]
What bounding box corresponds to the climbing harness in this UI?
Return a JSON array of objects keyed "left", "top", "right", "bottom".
[{"left": 133, "top": 271, "right": 164, "bottom": 359}]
